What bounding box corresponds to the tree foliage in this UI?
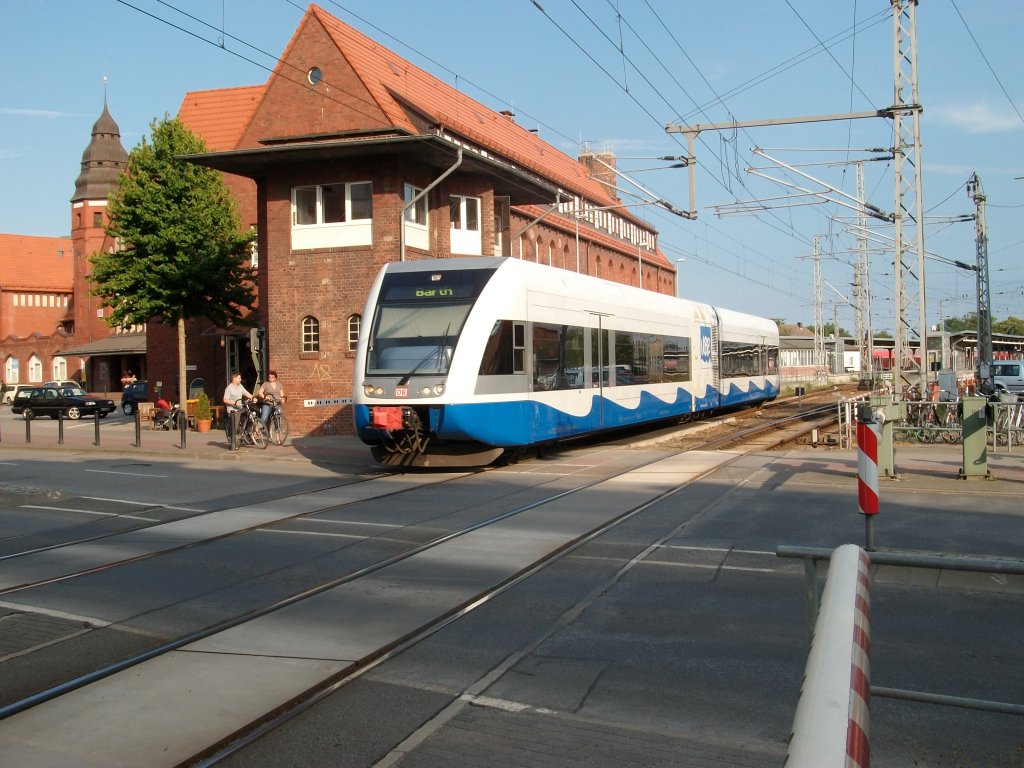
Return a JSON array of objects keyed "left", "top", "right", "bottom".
[
  {"left": 943, "top": 313, "right": 978, "bottom": 333},
  {"left": 993, "top": 316, "right": 1024, "bottom": 336},
  {"left": 89, "top": 116, "right": 255, "bottom": 330}
]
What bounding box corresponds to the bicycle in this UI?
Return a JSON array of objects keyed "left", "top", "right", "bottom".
[
  {"left": 265, "top": 399, "right": 290, "bottom": 446},
  {"left": 233, "top": 399, "right": 269, "bottom": 449}
]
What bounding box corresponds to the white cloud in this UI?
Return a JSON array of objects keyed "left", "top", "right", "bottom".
[
  {"left": 0, "top": 148, "right": 24, "bottom": 160},
  {"left": 0, "top": 108, "right": 70, "bottom": 119},
  {"left": 929, "top": 101, "right": 1023, "bottom": 134}
]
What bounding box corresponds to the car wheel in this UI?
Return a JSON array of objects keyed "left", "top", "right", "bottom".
[
  {"left": 22, "top": 408, "right": 34, "bottom": 421},
  {"left": 123, "top": 402, "right": 135, "bottom": 416},
  {"left": 67, "top": 406, "right": 82, "bottom": 420}
]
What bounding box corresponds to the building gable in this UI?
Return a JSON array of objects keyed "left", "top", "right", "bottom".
[{"left": 237, "top": 11, "right": 394, "bottom": 148}]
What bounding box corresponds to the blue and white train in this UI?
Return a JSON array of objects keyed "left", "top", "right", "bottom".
[{"left": 354, "top": 257, "right": 779, "bottom": 466}]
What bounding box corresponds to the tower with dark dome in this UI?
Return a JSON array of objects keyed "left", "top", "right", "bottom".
[{"left": 70, "top": 98, "right": 128, "bottom": 344}]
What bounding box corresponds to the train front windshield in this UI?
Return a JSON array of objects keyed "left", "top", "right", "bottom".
[{"left": 366, "top": 267, "right": 498, "bottom": 376}]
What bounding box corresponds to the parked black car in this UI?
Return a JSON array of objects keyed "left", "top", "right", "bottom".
[
  {"left": 11, "top": 386, "right": 116, "bottom": 420},
  {"left": 121, "top": 380, "right": 148, "bottom": 416}
]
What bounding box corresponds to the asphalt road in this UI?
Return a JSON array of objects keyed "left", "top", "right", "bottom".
[{"left": 0, "top": 405, "right": 1021, "bottom": 767}]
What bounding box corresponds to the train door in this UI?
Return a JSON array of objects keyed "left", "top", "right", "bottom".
[
  {"left": 586, "top": 312, "right": 610, "bottom": 426},
  {"left": 692, "top": 304, "right": 720, "bottom": 408}
]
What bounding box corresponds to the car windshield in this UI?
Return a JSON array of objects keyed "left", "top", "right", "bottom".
[{"left": 62, "top": 387, "right": 88, "bottom": 397}]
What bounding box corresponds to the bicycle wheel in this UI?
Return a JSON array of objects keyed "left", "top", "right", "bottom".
[
  {"left": 270, "top": 412, "right": 290, "bottom": 445},
  {"left": 249, "top": 419, "right": 269, "bottom": 449}
]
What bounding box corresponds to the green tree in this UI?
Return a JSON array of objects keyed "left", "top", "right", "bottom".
[
  {"left": 993, "top": 316, "right": 1024, "bottom": 336},
  {"left": 90, "top": 116, "right": 256, "bottom": 415},
  {"left": 943, "top": 312, "right": 977, "bottom": 333}
]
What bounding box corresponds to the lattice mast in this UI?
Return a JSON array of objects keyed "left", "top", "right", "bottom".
[
  {"left": 968, "top": 173, "right": 993, "bottom": 393},
  {"left": 813, "top": 236, "right": 825, "bottom": 369},
  {"left": 890, "top": 0, "right": 928, "bottom": 386},
  {"left": 855, "top": 163, "right": 874, "bottom": 378}
]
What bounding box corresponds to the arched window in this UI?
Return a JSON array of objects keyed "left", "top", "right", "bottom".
[
  {"left": 302, "top": 316, "right": 320, "bottom": 353},
  {"left": 348, "top": 314, "right": 361, "bottom": 352},
  {"left": 28, "top": 354, "right": 43, "bottom": 383}
]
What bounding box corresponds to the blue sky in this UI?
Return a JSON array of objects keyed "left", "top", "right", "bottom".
[{"left": 3, "top": 0, "right": 1022, "bottom": 331}]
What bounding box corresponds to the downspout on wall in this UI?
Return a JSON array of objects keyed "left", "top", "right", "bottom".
[{"left": 400, "top": 148, "right": 463, "bottom": 262}]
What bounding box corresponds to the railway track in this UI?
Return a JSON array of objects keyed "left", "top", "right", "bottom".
[
  {"left": 0, "top": 392, "right": 854, "bottom": 765},
  {"left": 0, "top": 442, "right": 755, "bottom": 766},
  {"left": 630, "top": 388, "right": 850, "bottom": 453}
]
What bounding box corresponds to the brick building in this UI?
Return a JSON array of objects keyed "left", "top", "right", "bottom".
[
  {"left": 168, "top": 3, "right": 675, "bottom": 436},
  {"left": 0, "top": 101, "right": 142, "bottom": 393}
]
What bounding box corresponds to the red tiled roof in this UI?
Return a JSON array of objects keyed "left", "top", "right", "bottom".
[
  {"left": 310, "top": 6, "right": 617, "bottom": 209},
  {"left": 0, "top": 234, "right": 73, "bottom": 291},
  {"left": 177, "top": 4, "right": 669, "bottom": 270},
  {"left": 178, "top": 84, "right": 265, "bottom": 152}
]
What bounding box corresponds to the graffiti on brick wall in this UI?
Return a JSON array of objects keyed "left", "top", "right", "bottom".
[{"left": 302, "top": 363, "right": 352, "bottom": 408}]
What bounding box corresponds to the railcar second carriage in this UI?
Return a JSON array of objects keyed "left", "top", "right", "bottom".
[{"left": 354, "top": 257, "right": 779, "bottom": 467}]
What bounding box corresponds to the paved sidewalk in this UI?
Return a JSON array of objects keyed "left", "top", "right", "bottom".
[{"left": 0, "top": 412, "right": 372, "bottom": 469}]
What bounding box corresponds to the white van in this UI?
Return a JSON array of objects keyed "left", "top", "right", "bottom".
[{"left": 991, "top": 360, "right": 1024, "bottom": 393}]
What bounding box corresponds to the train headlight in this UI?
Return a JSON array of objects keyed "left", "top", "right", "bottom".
[
  {"left": 433, "top": 383, "right": 446, "bottom": 396},
  {"left": 363, "top": 383, "right": 384, "bottom": 396},
  {"left": 420, "top": 386, "right": 431, "bottom": 396}
]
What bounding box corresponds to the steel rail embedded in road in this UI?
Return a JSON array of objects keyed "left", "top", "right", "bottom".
[{"left": 0, "top": 446, "right": 745, "bottom": 768}]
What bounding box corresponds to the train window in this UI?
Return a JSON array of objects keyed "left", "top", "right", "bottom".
[
  {"left": 513, "top": 323, "right": 525, "bottom": 373},
  {"left": 613, "top": 331, "right": 655, "bottom": 385},
  {"left": 721, "top": 341, "right": 764, "bottom": 377},
  {"left": 480, "top": 320, "right": 513, "bottom": 376},
  {"left": 532, "top": 323, "right": 584, "bottom": 391},
  {"left": 480, "top": 321, "right": 527, "bottom": 376},
  {"left": 664, "top": 336, "right": 691, "bottom": 382}
]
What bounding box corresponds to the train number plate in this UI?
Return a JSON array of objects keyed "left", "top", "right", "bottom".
[{"left": 394, "top": 386, "right": 408, "bottom": 397}]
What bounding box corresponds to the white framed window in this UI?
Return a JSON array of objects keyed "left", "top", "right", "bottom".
[
  {"left": 347, "top": 314, "right": 361, "bottom": 352},
  {"left": 403, "top": 184, "right": 428, "bottom": 250},
  {"left": 404, "top": 184, "right": 427, "bottom": 226},
  {"left": 302, "top": 316, "right": 320, "bottom": 353},
  {"left": 4, "top": 356, "right": 18, "bottom": 384},
  {"left": 52, "top": 356, "right": 67, "bottom": 380},
  {"left": 449, "top": 195, "right": 481, "bottom": 255},
  {"left": 28, "top": 355, "right": 42, "bottom": 383},
  {"left": 291, "top": 182, "right": 372, "bottom": 250}
]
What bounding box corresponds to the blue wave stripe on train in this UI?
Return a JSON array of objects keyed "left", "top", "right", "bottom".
[{"left": 356, "top": 380, "right": 778, "bottom": 448}]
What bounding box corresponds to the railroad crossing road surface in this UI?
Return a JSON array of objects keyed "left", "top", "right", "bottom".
[
  {"left": 0, "top": 449, "right": 742, "bottom": 766},
  {"left": 1, "top": 432, "right": 1022, "bottom": 767}
]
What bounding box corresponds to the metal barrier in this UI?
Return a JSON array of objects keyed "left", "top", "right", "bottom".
[
  {"left": 837, "top": 397, "right": 871, "bottom": 449},
  {"left": 780, "top": 546, "right": 1024, "bottom": 733},
  {"left": 784, "top": 544, "right": 872, "bottom": 768},
  {"left": 840, "top": 396, "right": 1024, "bottom": 453},
  {"left": 989, "top": 400, "right": 1024, "bottom": 453}
]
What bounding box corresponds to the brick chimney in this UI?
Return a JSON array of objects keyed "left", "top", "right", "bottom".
[{"left": 578, "top": 146, "right": 617, "bottom": 200}]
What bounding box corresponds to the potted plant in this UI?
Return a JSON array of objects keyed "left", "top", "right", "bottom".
[{"left": 194, "top": 392, "right": 213, "bottom": 433}]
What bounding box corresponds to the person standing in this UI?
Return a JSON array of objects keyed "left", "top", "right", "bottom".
[
  {"left": 256, "top": 370, "right": 285, "bottom": 426},
  {"left": 223, "top": 371, "right": 253, "bottom": 448}
]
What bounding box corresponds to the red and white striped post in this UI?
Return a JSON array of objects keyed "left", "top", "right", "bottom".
[
  {"left": 786, "top": 544, "right": 872, "bottom": 768},
  {"left": 857, "top": 417, "right": 881, "bottom": 551}
]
